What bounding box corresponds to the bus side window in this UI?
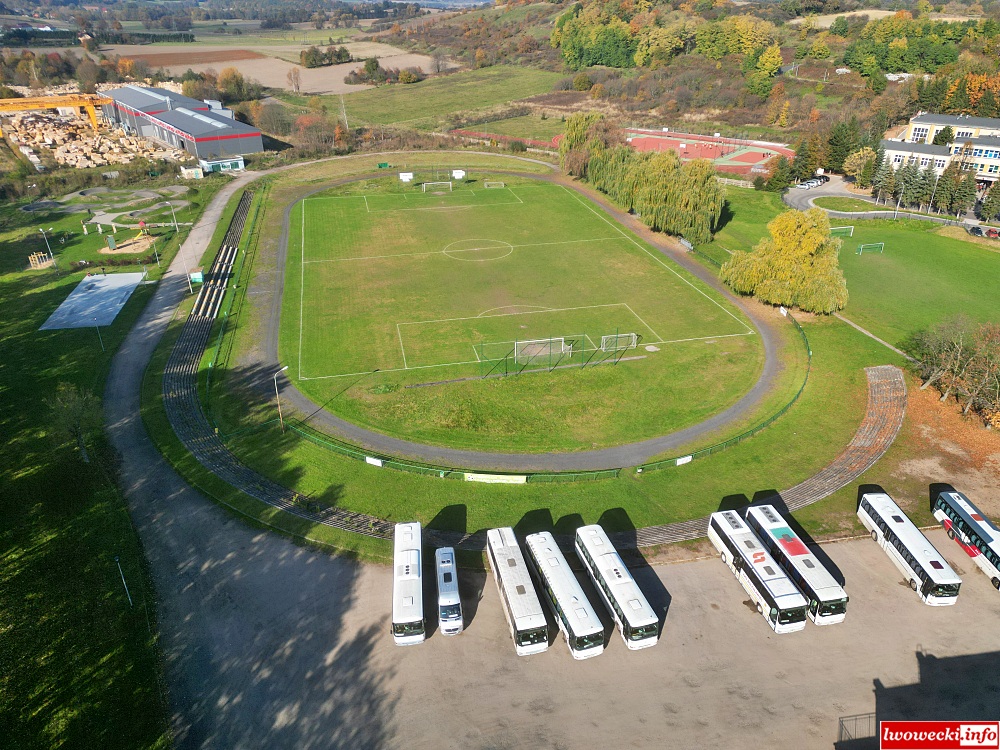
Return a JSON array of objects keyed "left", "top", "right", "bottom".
[{"left": 769, "top": 607, "right": 778, "bottom": 621}]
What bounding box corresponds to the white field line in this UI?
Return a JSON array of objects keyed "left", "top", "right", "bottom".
[
  {"left": 397, "top": 302, "right": 631, "bottom": 327},
  {"left": 396, "top": 323, "right": 409, "bottom": 369},
  {"left": 477, "top": 304, "right": 554, "bottom": 317},
  {"left": 363, "top": 195, "right": 370, "bottom": 213},
  {"left": 507, "top": 186, "right": 524, "bottom": 204},
  {"left": 559, "top": 185, "right": 754, "bottom": 335},
  {"left": 471, "top": 344, "right": 481, "bottom": 362},
  {"left": 623, "top": 302, "right": 664, "bottom": 342},
  {"left": 303, "top": 236, "right": 623, "bottom": 264},
  {"left": 299, "top": 199, "right": 305, "bottom": 379}
]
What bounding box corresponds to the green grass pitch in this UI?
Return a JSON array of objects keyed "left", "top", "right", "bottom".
[{"left": 280, "top": 176, "right": 765, "bottom": 451}]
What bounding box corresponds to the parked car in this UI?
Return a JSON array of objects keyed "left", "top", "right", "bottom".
[
  {"left": 968, "top": 226, "right": 985, "bottom": 237},
  {"left": 986, "top": 228, "right": 998, "bottom": 239},
  {"left": 795, "top": 183, "right": 810, "bottom": 189}
]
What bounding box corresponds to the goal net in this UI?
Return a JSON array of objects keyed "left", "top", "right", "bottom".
[
  {"left": 856, "top": 242, "right": 884, "bottom": 255},
  {"left": 514, "top": 337, "right": 571, "bottom": 363},
  {"left": 830, "top": 225, "right": 854, "bottom": 237},
  {"left": 422, "top": 181, "right": 453, "bottom": 192},
  {"left": 484, "top": 181, "right": 506, "bottom": 188},
  {"left": 601, "top": 332, "right": 638, "bottom": 352}
]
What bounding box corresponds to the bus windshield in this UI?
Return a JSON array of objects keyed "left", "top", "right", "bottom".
[
  {"left": 628, "top": 623, "right": 659, "bottom": 641},
  {"left": 573, "top": 632, "right": 604, "bottom": 651},
  {"left": 818, "top": 599, "right": 848, "bottom": 617},
  {"left": 931, "top": 583, "right": 960, "bottom": 598},
  {"left": 778, "top": 607, "right": 807, "bottom": 625},
  {"left": 516, "top": 627, "right": 548, "bottom": 647},
  {"left": 392, "top": 620, "right": 424, "bottom": 636},
  {"left": 439, "top": 604, "right": 461, "bottom": 620}
]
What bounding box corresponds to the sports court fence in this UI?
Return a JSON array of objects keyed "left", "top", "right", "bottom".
[{"left": 634, "top": 312, "right": 812, "bottom": 474}]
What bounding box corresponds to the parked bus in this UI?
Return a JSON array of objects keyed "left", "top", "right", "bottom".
[
  {"left": 485, "top": 528, "right": 548, "bottom": 656},
  {"left": 435, "top": 547, "right": 464, "bottom": 636},
  {"left": 524, "top": 531, "right": 605, "bottom": 659},
  {"left": 574, "top": 525, "right": 659, "bottom": 649},
  {"left": 707, "top": 511, "right": 808, "bottom": 633},
  {"left": 858, "top": 492, "right": 961, "bottom": 605},
  {"left": 745, "top": 505, "right": 849, "bottom": 625},
  {"left": 392, "top": 522, "right": 425, "bottom": 646},
  {"left": 931, "top": 487, "right": 1000, "bottom": 591}
]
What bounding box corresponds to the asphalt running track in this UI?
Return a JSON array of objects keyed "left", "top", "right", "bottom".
[{"left": 264, "top": 170, "right": 783, "bottom": 472}]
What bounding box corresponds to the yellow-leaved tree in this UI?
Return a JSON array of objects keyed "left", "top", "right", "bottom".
[{"left": 720, "top": 208, "right": 848, "bottom": 313}]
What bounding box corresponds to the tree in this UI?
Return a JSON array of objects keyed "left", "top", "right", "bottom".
[
  {"left": 720, "top": 208, "right": 848, "bottom": 313},
  {"left": 217, "top": 67, "right": 247, "bottom": 102},
  {"left": 572, "top": 72, "right": 593, "bottom": 91},
  {"left": 952, "top": 172, "right": 978, "bottom": 216},
  {"left": 932, "top": 125, "right": 954, "bottom": 146},
  {"left": 858, "top": 151, "right": 878, "bottom": 189},
  {"left": 756, "top": 44, "right": 783, "bottom": 77},
  {"left": 286, "top": 67, "right": 301, "bottom": 94},
  {"left": 830, "top": 16, "right": 849, "bottom": 36},
  {"left": 827, "top": 117, "right": 861, "bottom": 173},
  {"left": 47, "top": 383, "right": 102, "bottom": 463},
  {"left": 981, "top": 181, "right": 1000, "bottom": 222},
  {"left": 843, "top": 147, "right": 876, "bottom": 183},
  {"left": 764, "top": 156, "right": 792, "bottom": 191}
]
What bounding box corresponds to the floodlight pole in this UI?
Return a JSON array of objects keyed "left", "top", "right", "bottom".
[
  {"left": 39, "top": 227, "right": 53, "bottom": 260},
  {"left": 273, "top": 365, "right": 289, "bottom": 432},
  {"left": 929, "top": 174, "right": 942, "bottom": 214},
  {"left": 180, "top": 257, "right": 194, "bottom": 294},
  {"left": 114, "top": 556, "right": 132, "bottom": 607},
  {"left": 95, "top": 317, "right": 105, "bottom": 352},
  {"left": 165, "top": 202, "right": 179, "bottom": 231}
]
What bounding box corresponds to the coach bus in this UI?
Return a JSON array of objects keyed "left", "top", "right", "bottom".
[
  {"left": 932, "top": 487, "right": 1000, "bottom": 591},
  {"left": 745, "top": 505, "right": 849, "bottom": 625},
  {"left": 574, "top": 525, "right": 659, "bottom": 649},
  {"left": 858, "top": 492, "right": 961, "bottom": 605},
  {"left": 707, "top": 511, "right": 808, "bottom": 633},
  {"left": 524, "top": 531, "right": 605, "bottom": 659},
  {"left": 392, "top": 522, "right": 425, "bottom": 646},
  {"left": 435, "top": 547, "right": 464, "bottom": 636},
  {"left": 485, "top": 528, "right": 548, "bottom": 656}
]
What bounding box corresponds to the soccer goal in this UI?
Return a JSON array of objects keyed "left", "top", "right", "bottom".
[
  {"left": 601, "top": 332, "right": 638, "bottom": 352},
  {"left": 856, "top": 242, "right": 884, "bottom": 255},
  {"left": 422, "top": 181, "right": 453, "bottom": 192},
  {"left": 830, "top": 225, "right": 854, "bottom": 237},
  {"left": 484, "top": 181, "right": 506, "bottom": 189},
  {"left": 514, "top": 337, "right": 571, "bottom": 363}
]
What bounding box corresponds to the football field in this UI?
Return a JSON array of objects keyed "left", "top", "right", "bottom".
[{"left": 286, "top": 179, "right": 755, "bottom": 383}]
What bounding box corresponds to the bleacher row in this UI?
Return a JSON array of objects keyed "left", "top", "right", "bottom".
[{"left": 190, "top": 190, "right": 254, "bottom": 319}]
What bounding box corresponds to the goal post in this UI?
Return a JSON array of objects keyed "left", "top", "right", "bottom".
[
  {"left": 856, "top": 242, "right": 884, "bottom": 255},
  {"left": 483, "top": 181, "right": 506, "bottom": 188},
  {"left": 601, "top": 332, "right": 638, "bottom": 352},
  {"left": 514, "top": 337, "right": 571, "bottom": 363},
  {"left": 422, "top": 181, "right": 453, "bottom": 192},
  {"left": 830, "top": 225, "right": 854, "bottom": 237}
]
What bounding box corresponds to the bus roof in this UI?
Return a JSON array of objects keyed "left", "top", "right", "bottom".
[
  {"left": 486, "top": 528, "right": 546, "bottom": 629},
  {"left": 937, "top": 490, "right": 1000, "bottom": 550},
  {"left": 709, "top": 511, "right": 807, "bottom": 607},
  {"left": 525, "top": 531, "right": 603, "bottom": 637},
  {"left": 435, "top": 547, "right": 460, "bottom": 600},
  {"left": 745, "top": 505, "right": 847, "bottom": 602},
  {"left": 575, "top": 525, "right": 657, "bottom": 627},
  {"left": 861, "top": 493, "right": 962, "bottom": 584},
  {"left": 393, "top": 523, "right": 423, "bottom": 624}
]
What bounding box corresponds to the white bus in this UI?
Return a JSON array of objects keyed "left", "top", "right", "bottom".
[
  {"left": 932, "top": 488, "right": 1000, "bottom": 591},
  {"left": 435, "top": 547, "right": 464, "bottom": 636},
  {"left": 707, "top": 511, "right": 808, "bottom": 633},
  {"left": 745, "top": 505, "right": 849, "bottom": 625},
  {"left": 485, "top": 528, "right": 548, "bottom": 656},
  {"left": 574, "top": 525, "right": 659, "bottom": 649},
  {"left": 392, "top": 522, "right": 425, "bottom": 646},
  {"left": 858, "top": 492, "right": 961, "bottom": 605},
  {"left": 524, "top": 531, "right": 605, "bottom": 659}
]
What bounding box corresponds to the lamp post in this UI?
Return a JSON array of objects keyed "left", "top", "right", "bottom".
[
  {"left": 39, "top": 226, "right": 54, "bottom": 261},
  {"left": 164, "top": 201, "right": 179, "bottom": 231},
  {"left": 180, "top": 257, "right": 194, "bottom": 294},
  {"left": 273, "top": 365, "right": 289, "bottom": 433},
  {"left": 95, "top": 317, "right": 104, "bottom": 352},
  {"left": 929, "top": 173, "right": 942, "bottom": 214}
]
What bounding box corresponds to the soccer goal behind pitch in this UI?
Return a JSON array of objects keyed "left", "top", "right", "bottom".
[
  {"left": 422, "top": 181, "right": 453, "bottom": 192},
  {"left": 484, "top": 181, "right": 506, "bottom": 188},
  {"left": 856, "top": 242, "right": 884, "bottom": 255},
  {"left": 515, "top": 337, "right": 572, "bottom": 363},
  {"left": 601, "top": 332, "right": 638, "bottom": 352},
  {"left": 830, "top": 226, "right": 854, "bottom": 237}
]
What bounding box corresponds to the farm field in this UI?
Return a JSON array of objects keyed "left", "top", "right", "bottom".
[{"left": 280, "top": 175, "right": 763, "bottom": 452}]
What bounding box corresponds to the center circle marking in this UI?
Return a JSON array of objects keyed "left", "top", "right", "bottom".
[{"left": 443, "top": 238, "right": 514, "bottom": 262}]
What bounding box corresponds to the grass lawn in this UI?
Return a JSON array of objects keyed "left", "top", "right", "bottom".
[
  {"left": 469, "top": 114, "right": 566, "bottom": 143},
  {"left": 839, "top": 219, "right": 1000, "bottom": 346},
  {"left": 0, "top": 260, "right": 168, "bottom": 746},
  {"left": 278, "top": 176, "right": 762, "bottom": 452},
  {"left": 340, "top": 67, "right": 562, "bottom": 127},
  {"left": 694, "top": 186, "right": 785, "bottom": 266},
  {"left": 812, "top": 196, "right": 877, "bottom": 212}
]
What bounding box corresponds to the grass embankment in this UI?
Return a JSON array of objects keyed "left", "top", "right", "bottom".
[
  {"left": 470, "top": 114, "right": 566, "bottom": 143},
  {"left": 695, "top": 187, "right": 785, "bottom": 266},
  {"left": 812, "top": 196, "right": 879, "bottom": 212},
  {"left": 0, "top": 223, "right": 169, "bottom": 745}
]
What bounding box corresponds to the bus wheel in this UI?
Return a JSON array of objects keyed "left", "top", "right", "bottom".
[
  {"left": 720, "top": 551, "right": 727, "bottom": 565},
  {"left": 909, "top": 579, "right": 918, "bottom": 591},
  {"left": 992, "top": 577, "right": 1000, "bottom": 590},
  {"left": 756, "top": 602, "right": 763, "bottom": 614},
  {"left": 871, "top": 530, "right": 878, "bottom": 542},
  {"left": 947, "top": 528, "right": 956, "bottom": 540}
]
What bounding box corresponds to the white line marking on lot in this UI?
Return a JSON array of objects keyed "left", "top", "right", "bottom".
[
  {"left": 396, "top": 323, "right": 409, "bottom": 369},
  {"left": 559, "top": 185, "right": 754, "bottom": 334},
  {"left": 303, "top": 237, "right": 623, "bottom": 264}
]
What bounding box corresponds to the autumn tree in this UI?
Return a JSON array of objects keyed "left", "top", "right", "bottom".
[
  {"left": 287, "top": 66, "right": 301, "bottom": 94},
  {"left": 980, "top": 181, "right": 1000, "bottom": 222},
  {"left": 720, "top": 208, "right": 848, "bottom": 313},
  {"left": 843, "top": 147, "right": 876, "bottom": 183}
]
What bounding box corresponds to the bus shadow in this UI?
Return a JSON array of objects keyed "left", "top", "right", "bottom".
[
  {"left": 763, "top": 491, "right": 847, "bottom": 587},
  {"left": 929, "top": 482, "right": 956, "bottom": 513},
  {"left": 601, "top": 508, "right": 672, "bottom": 629}
]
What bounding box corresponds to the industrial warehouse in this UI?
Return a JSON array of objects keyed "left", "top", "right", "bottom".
[{"left": 102, "top": 85, "right": 263, "bottom": 168}]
